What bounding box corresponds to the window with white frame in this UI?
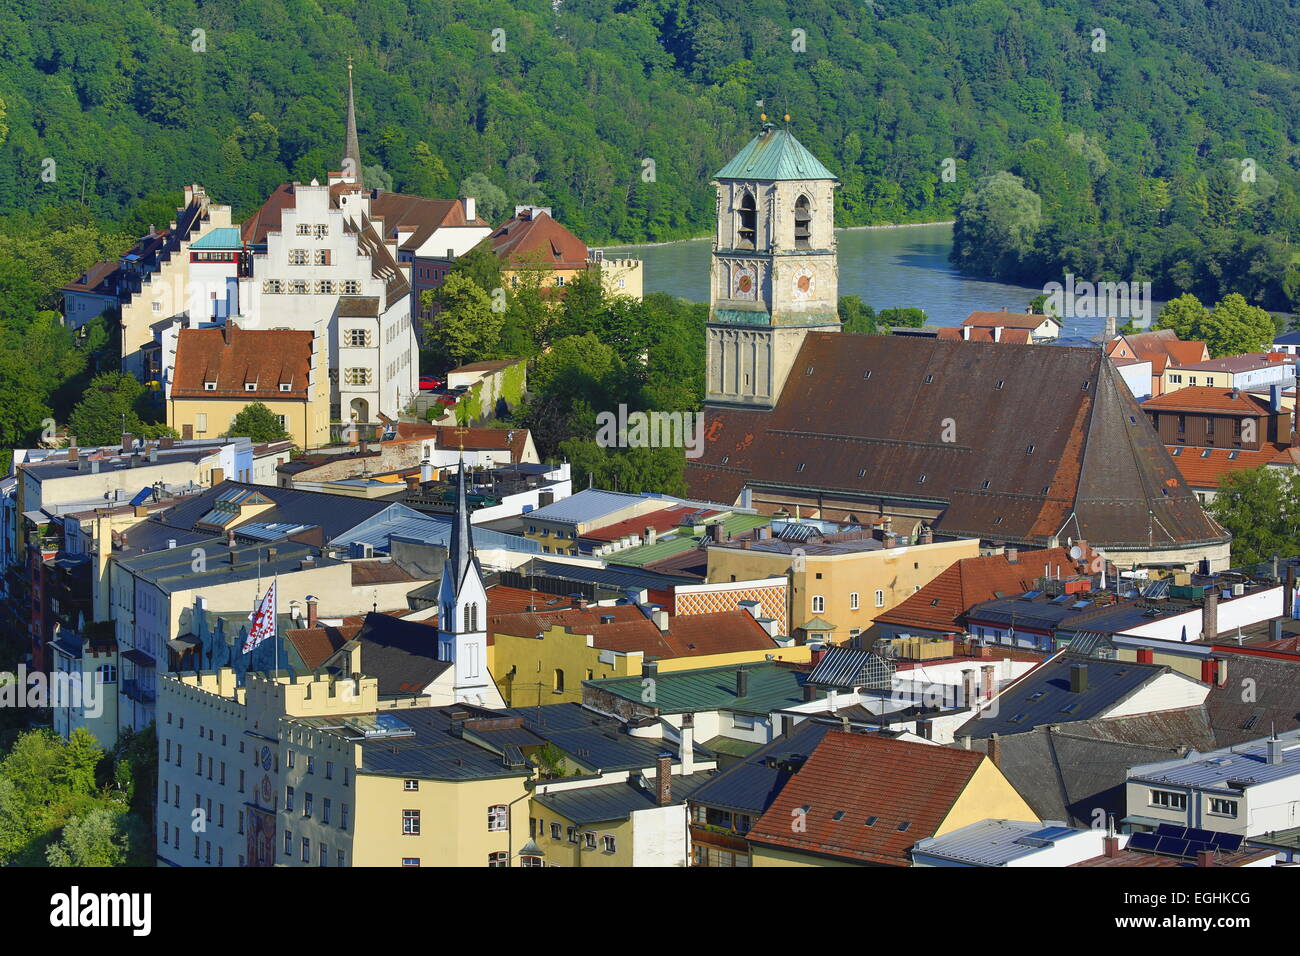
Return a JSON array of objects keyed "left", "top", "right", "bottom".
[
  {"left": 289, "top": 249, "right": 309, "bottom": 266},
  {"left": 343, "top": 280, "right": 361, "bottom": 295},
  {"left": 296, "top": 224, "right": 311, "bottom": 236},
  {"left": 488, "top": 805, "right": 508, "bottom": 832},
  {"left": 1149, "top": 789, "right": 1187, "bottom": 810},
  {"left": 1209, "top": 798, "right": 1238, "bottom": 817},
  {"left": 875, "top": 589, "right": 885, "bottom": 608},
  {"left": 343, "top": 368, "right": 372, "bottom": 386},
  {"left": 603, "top": 835, "right": 616, "bottom": 853},
  {"left": 811, "top": 595, "right": 825, "bottom": 614},
  {"left": 318, "top": 279, "right": 335, "bottom": 295},
  {"left": 289, "top": 280, "right": 308, "bottom": 294},
  {"left": 402, "top": 809, "right": 420, "bottom": 835},
  {"left": 850, "top": 592, "right": 859, "bottom": 610},
  {"left": 346, "top": 329, "right": 372, "bottom": 347},
  {"left": 314, "top": 249, "right": 331, "bottom": 266}
]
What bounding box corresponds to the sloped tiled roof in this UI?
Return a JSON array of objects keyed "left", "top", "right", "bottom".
[
  {"left": 874, "top": 547, "right": 1075, "bottom": 632},
  {"left": 746, "top": 730, "right": 986, "bottom": 866},
  {"left": 688, "top": 335, "right": 1226, "bottom": 552},
  {"left": 490, "top": 605, "right": 773, "bottom": 659},
  {"left": 936, "top": 326, "right": 1031, "bottom": 344},
  {"left": 371, "top": 193, "right": 487, "bottom": 251},
  {"left": 171, "top": 326, "right": 313, "bottom": 401},
  {"left": 962, "top": 311, "right": 1060, "bottom": 330},
  {"left": 488, "top": 210, "right": 588, "bottom": 269},
  {"left": 714, "top": 126, "right": 836, "bottom": 181},
  {"left": 1165, "top": 443, "right": 1299, "bottom": 489},
  {"left": 1144, "top": 386, "right": 1273, "bottom": 414}
]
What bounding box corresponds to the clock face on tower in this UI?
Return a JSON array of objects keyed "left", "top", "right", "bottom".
[
  {"left": 791, "top": 267, "right": 815, "bottom": 301},
  {"left": 732, "top": 264, "right": 757, "bottom": 300}
]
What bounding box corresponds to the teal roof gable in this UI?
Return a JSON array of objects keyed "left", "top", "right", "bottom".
[{"left": 715, "top": 125, "right": 837, "bottom": 182}]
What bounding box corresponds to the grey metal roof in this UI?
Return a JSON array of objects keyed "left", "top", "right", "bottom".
[
  {"left": 335, "top": 510, "right": 539, "bottom": 555},
  {"left": 533, "top": 771, "right": 716, "bottom": 824},
  {"left": 1129, "top": 729, "right": 1300, "bottom": 790},
  {"left": 116, "top": 537, "right": 340, "bottom": 593},
  {"left": 911, "top": 819, "right": 1082, "bottom": 866},
  {"left": 525, "top": 559, "right": 691, "bottom": 592},
  {"left": 958, "top": 654, "right": 1175, "bottom": 739},
  {"left": 689, "top": 720, "right": 833, "bottom": 814},
  {"left": 502, "top": 702, "right": 707, "bottom": 772},
  {"left": 525, "top": 489, "right": 648, "bottom": 525}
]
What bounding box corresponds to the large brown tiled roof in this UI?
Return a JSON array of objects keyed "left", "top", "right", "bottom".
[
  {"left": 746, "top": 730, "right": 986, "bottom": 866},
  {"left": 284, "top": 624, "right": 361, "bottom": 669},
  {"left": 874, "top": 547, "right": 1076, "bottom": 632},
  {"left": 936, "top": 326, "right": 1031, "bottom": 344},
  {"left": 488, "top": 210, "right": 588, "bottom": 269},
  {"left": 391, "top": 424, "right": 531, "bottom": 461},
  {"left": 171, "top": 326, "right": 314, "bottom": 401},
  {"left": 687, "top": 335, "right": 1227, "bottom": 552},
  {"left": 241, "top": 184, "right": 297, "bottom": 244}
]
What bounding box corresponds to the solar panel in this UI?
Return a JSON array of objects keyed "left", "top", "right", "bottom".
[
  {"left": 1128, "top": 832, "right": 1159, "bottom": 853},
  {"left": 1072, "top": 600, "right": 1092, "bottom": 609},
  {"left": 1022, "top": 590, "right": 1042, "bottom": 600},
  {"left": 1156, "top": 836, "right": 1189, "bottom": 857}
]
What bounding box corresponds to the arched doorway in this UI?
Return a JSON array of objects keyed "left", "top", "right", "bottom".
[{"left": 350, "top": 397, "right": 369, "bottom": 423}]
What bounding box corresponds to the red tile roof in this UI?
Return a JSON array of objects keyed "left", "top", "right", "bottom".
[
  {"left": 488, "top": 209, "right": 589, "bottom": 269},
  {"left": 389, "top": 423, "right": 531, "bottom": 462},
  {"left": 488, "top": 605, "right": 773, "bottom": 658},
  {"left": 937, "top": 326, "right": 1031, "bottom": 344},
  {"left": 284, "top": 624, "right": 362, "bottom": 669},
  {"left": 1142, "top": 386, "right": 1271, "bottom": 414},
  {"left": 746, "top": 730, "right": 987, "bottom": 866},
  {"left": 1165, "top": 443, "right": 1299, "bottom": 488},
  {"left": 874, "top": 547, "right": 1077, "bottom": 632},
  {"left": 370, "top": 193, "right": 488, "bottom": 251},
  {"left": 171, "top": 325, "right": 314, "bottom": 401},
  {"left": 962, "top": 311, "right": 1059, "bottom": 331},
  {"left": 1072, "top": 847, "right": 1276, "bottom": 867}
]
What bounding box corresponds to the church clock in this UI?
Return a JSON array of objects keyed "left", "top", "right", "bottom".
[{"left": 791, "top": 266, "right": 815, "bottom": 301}]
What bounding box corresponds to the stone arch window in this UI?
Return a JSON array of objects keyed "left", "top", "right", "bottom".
[
  {"left": 737, "top": 192, "right": 757, "bottom": 250},
  {"left": 794, "top": 194, "right": 812, "bottom": 249}
]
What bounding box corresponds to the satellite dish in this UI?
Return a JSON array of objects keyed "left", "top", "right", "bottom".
[{"left": 1069, "top": 545, "right": 1084, "bottom": 560}]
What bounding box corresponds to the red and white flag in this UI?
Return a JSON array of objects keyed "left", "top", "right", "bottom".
[{"left": 243, "top": 580, "right": 277, "bottom": 654}]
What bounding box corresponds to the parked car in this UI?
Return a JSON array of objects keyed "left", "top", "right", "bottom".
[{"left": 419, "top": 376, "right": 443, "bottom": 391}]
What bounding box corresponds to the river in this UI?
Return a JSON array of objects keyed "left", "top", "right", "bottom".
[{"left": 603, "top": 223, "right": 1149, "bottom": 339}]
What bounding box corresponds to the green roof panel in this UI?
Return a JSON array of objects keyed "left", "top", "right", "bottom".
[{"left": 715, "top": 126, "right": 837, "bottom": 182}]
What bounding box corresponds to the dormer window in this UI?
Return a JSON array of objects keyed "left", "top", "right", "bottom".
[
  {"left": 245, "top": 382, "right": 258, "bottom": 392},
  {"left": 204, "top": 382, "right": 216, "bottom": 391},
  {"left": 737, "top": 193, "right": 757, "bottom": 250},
  {"left": 279, "top": 383, "right": 292, "bottom": 393}
]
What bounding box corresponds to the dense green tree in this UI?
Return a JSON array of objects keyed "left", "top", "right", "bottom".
[
  {"left": 227, "top": 402, "right": 291, "bottom": 443},
  {"left": 423, "top": 273, "right": 504, "bottom": 366},
  {"left": 1210, "top": 467, "right": 1300, "bottom": 566},
  {"left": 950, "top": 172, "right": 1042, "bottom": 279}
]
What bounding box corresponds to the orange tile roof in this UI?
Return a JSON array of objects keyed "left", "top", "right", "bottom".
[
  {"left": 284, "top": 624, "right": 361, "bottom": 669},
  {"left": 1166, "top": 443, "right": 1299, "bottom": 488},
  {"left": 1143, "top": 386, "right": 1272, "bottom": 414},
  {"left": 390, "top": 423, "right": 530, "bottom": 460},
  {"left": 746, "top": 730, "right": 987, "bottom": 866},
  {"left": 1072, "top": 847, "right": 1276, "bottom": 867},
  {"left": 874, "top": 547, "right": 1077, "bottom": 632},
  {"left": 171, "top": 325, "right": 314, "bottom": 401}
]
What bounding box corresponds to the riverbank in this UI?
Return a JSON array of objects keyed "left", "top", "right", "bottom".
[{"left": 598, "top": 219, "right": 957, "bottom": 251}]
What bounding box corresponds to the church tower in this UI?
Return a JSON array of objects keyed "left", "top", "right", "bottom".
[
  {"left": 436, "top": 457, "right": 499, "bottom": 706},
  {"left": 341, "top": 57, "right": 364, "bottom": 187},
  {"left": 705, "top": 121, "right": 839, "bottom": 408}
]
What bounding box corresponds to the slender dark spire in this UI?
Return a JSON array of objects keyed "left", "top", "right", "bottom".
[
  {"left": 449, "top": 453, "right": 474, "bottom": 588},
  {"left": 343, "top": 56, "right": 364, "bottom": 186}
]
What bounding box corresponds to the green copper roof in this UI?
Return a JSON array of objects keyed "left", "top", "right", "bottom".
[
  {"left": 588, "top": 662, "right": 807, "bottom": 716},
  {"left": 715, "top": 125, "right": 837, "bottom": 182},
  {"left": 190, "top": 228, "right": 243, "bottom": 250}
]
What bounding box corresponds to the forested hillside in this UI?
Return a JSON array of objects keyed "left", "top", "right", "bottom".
[{"left": 1, "top": 0, "right": 1299, "bottom": 294}]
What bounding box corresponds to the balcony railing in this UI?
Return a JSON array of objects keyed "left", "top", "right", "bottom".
[{"left": 122, "top": 679, "right": 156, "bottom": 704}]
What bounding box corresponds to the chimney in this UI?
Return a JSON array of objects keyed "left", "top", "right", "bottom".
[
  {"left": 307, "top": 596, "right": 318, "bottom": 628},
  {"left": 1137, "top": 648, "right": 1154, "bottom": 664},
  {"left": 802, "top": 682, "right": 819, "bottom": 702},
  {"left": 222, "top": 322, "right": 232, "bottom": 346},
  {"left": 1103, "top": 835, "right": 1121, "bottom": 858},
  {"left": 679, "top": 714, "right": 695, "bottom": 774},
  {"left": 1201, "top": 588, "right": 1219, "bottom": 641},
  {"left": 735, "top": 669, "right": 749, "bottom": 699},
  {"left": 962, "top": 326, "right": 971, "bottom": 341},
  {"left": 148, "top": 445, "right": 158, "bottom": 463},
  {"left": 741, "top": 538, "right": 751, "bottom": 549},
  {"left": 642, "top": 660, "right": 658, "bottom": 681},
  {"left": 67, "top": 446, "right": 79, "bottom": 463},
  {"left": 1070, "top": 663, "right": 1088, "bottom": 694},
  {"left": 883, "top": 533, "right": 896, "bottom": 549},
  {"left": 987, "top": 732, "right": 1001, "bottom": 767},
  {"left": 1104, "top": 315, "right": 1117, "bottom": 341},
  {"left": 1200, "top": 658, "right": 1217, "bottom": 684},
  {"left": 1197, "top": 849, "right": 1216, "bottom": 868},
  {"left": 644, "top": 526, "right": 658, "bottom": 546},
  {"left": 651, "top": 607, "right": 669, "bottom": 632},
  {"left": 1217, "top": 657, "right": 1228, "bottom": 687},
  {"left": 1005, "top": 547, "right": 1018, "bottom": 564},
  {"left": 211, "top": 467, "right": 224, "bottom": 486},
  {"left": 655, "top": 752, "right": 672, "bottom": 806},
  {"left": 992, "top": 326, "right": 1002, "bottom": 343},
  {"left": 227, "top": 530, "right": 237, "bottom": 549},
  {"left": 918, "top": 525, "right": 933, "bottom": 545},
  {"left": 405, "top": 474, "right": 420, "bottom": 492},
  {"left": 121, "top": 433, "right": 134, "bottom": 453},
  {"left": 462, "top": 196, "right": 476, "bottom": 221},
  {"left": 1267, "top": 733, "right": 1285, "bottom": 765}
]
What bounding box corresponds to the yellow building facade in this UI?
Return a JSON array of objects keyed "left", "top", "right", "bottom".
[{"left": 706, "top": 536, "right": 980, "bottom": 643}]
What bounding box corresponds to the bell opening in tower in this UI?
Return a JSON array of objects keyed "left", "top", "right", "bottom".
[
  {"left": 737, "top": 193, "right": 757, "bottom": 250},
  {"left": 794, "top": 195, "right": 812, "bottom": 249}
]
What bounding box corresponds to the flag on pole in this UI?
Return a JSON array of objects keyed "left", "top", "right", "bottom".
[{"left": 243, "top": 579, "right": 277, "bottom": 654}]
